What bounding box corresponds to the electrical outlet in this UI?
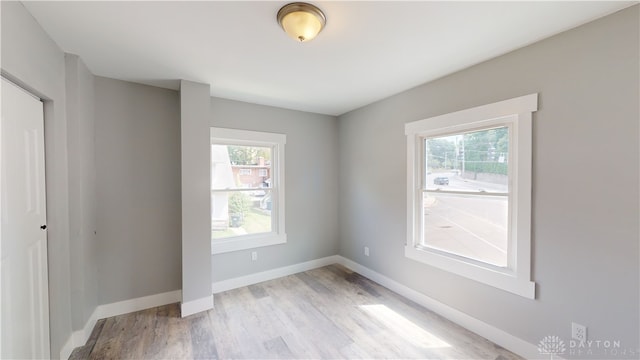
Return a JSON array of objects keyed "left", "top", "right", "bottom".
[
  {"left": 251, "top": 251, "right": 258, "bottom": 261},
  {"left": 364, "top": 247, "right": 370, "bottom": 256},
  {"left": 572, "top": 322, "right": 587, "bottom": 342}
]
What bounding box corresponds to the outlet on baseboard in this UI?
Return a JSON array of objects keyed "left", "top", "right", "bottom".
[
  {"left": 364, "top": 246, "right": 370, "bottom": 257},
  {"left": 572, "top": 322, "right": 587, "bottom": 342},
  {"left": 251, "top": 251, "right": 258, "bottom": 261}
]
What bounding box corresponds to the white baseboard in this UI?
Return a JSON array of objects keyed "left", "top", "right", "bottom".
[
  {"left": 209, "top": 254, "right": 538, "bottom": 358},
  {"left": 211, "top": 255, "right": 340, "bottom": 293},
  {"left": 335, "top": 256, "right": 541, "bottom": 359},
  {"left": 96, "top": 289, "right": 182, "bottom": 320},
  {"left": 59, "top": 307, "right": 100, "bottom": 360},
  {"left": 59, "top": 337, "right": 75, "bottom": 360},
  {"left": 59, "top": 289, "right": 181, "bottom": 359},
  {"left": 61, "top": 255, "right": 540, "bottom": 360},
  {"left": 181, "top": 295, "right": 214, "bottom": 317}
]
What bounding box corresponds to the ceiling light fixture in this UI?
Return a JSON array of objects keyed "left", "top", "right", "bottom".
[{"left": 277, "top": 2, "right": 326, "bottom": 43}]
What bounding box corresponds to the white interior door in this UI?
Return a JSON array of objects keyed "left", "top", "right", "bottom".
[{"left": 0, "top": 78, "right": 50, "bottom": 359}]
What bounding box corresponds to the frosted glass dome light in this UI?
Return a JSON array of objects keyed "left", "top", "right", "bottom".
[{"left": 277, "top": 2, "right": 326, "bottom": 42}]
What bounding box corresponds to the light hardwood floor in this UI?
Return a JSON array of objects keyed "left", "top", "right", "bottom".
[{"left": 70, "top": 265, "right": 522, "bottom": 359}]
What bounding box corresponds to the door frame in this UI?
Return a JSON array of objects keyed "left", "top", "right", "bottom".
[{"left": 1, "top": 74, "right": 52, "bottom": 358}]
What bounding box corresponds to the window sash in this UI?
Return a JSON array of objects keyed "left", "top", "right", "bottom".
[
  {"left": 405, "top": 93, "right": 537, "bottom": 299},
  {"left": 417, "top": 122, "right": 514, "bottom": 268},
  {"left": 211, "top": 189, "right": 276, "bottom": 239},
  {"left": 210, "top": 186, "right": 280, "bottom": 239},
  {"left": 420, "top": 124, "right": 511, "bottom": 195},
  {"left": 419, "top": 190, "right": 510, "bottom": 268},
  {"left": 210, "top": 127, "right": 287, "bottom": 254},
  {"left": 422, "top": 189, "right": 508, "bottom": 197},
  {"left": 211, "top": 187, "right": 272, "bottom": 193},
  {"left": 212, "top": 142, "right": 274, "bottom": 191}
]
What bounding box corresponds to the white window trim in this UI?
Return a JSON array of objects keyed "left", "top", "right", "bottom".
[
  {"left": 405, "top": 94, "right": 537, "bottom": 299},
  {"left": 210, "top": 127, "right": 286, "bottom": 254}
]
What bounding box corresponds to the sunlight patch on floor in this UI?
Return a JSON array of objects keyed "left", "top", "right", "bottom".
[{"left": 359, "top": 304, "right": 451, "bottom": 349}]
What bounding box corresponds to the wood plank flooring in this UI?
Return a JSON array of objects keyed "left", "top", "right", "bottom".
[{"left": 69, "top": 265, "right": 522, "bottom": 359}]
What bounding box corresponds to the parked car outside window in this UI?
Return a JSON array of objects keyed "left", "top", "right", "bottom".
[{"left": 434, "top": 177, "right": 449, "bottom": 185}]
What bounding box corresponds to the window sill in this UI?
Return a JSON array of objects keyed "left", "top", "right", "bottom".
[
  {"left": 405, "top": 245, "right": 535, "bottom": 299},
  {"left": 211, "top": 233, "right": 287, "bottom": 254}
]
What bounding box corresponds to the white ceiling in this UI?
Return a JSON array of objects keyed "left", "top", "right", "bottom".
[{"left": 23, "top": 1, "right": 634, "bottom": 116}]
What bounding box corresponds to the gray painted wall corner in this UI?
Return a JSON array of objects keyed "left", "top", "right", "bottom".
[
  {"left": 209, "top": 98, "right": 340, "bottom": 282},
  {"left": 180, "top": 80, "right": 213, "bottom": 310},
  {"left": 65, "top": 53, "right": 99, "bottom": 331},
  {"left": 337, "top": 5, "right": 639, "bottom": 353},
  {"left": 95, "top": 77, "right": 182, "bottom": 305},
  {"left": 1, "top": 2, "right": 74, "bottom": 356}
]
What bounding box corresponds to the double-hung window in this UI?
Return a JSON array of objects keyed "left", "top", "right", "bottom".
[
  {"left": 210, "top": 127, "right": 286, "bottom": 254},
  {"left": 405, "top": 94, "right": 537, "bottom": 298}
]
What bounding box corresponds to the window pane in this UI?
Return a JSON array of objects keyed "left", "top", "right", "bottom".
[
  {"left": 422, "top": 192, "right": 508, "bottom": 267},
  {"left": 425, "top": 127, "right": 508, "bottom": 194},
  {"left": 212, "top": 190, "right": 273, "bottom": 239},
  {"left": 211, "top": 145, "right": 272, "bottom": 190}
]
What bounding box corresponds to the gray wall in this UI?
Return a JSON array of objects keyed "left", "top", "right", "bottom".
[
  {"left": 65, "top": 54, "right": 99, "bottom": 331},
  {"left": 95, "top": 77, "right": 182, "bottom": 304},
  {"left": 210, "top": 98, "right": 339, "bottom": 281},
  {"left": 92, "top": 83, "right": 340, "bottom": 298},
  {"left": 180, "top": 80, "right": 212, "bottom": 310},
  {"left": 338, "top": 5, "right": 639, "bottom": 355},
  {"left": 1, "top": 2, "right": 73, "bottom": 355},
  {"left": 4, "top": 2, "right": 637, "bottom": 357}
]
